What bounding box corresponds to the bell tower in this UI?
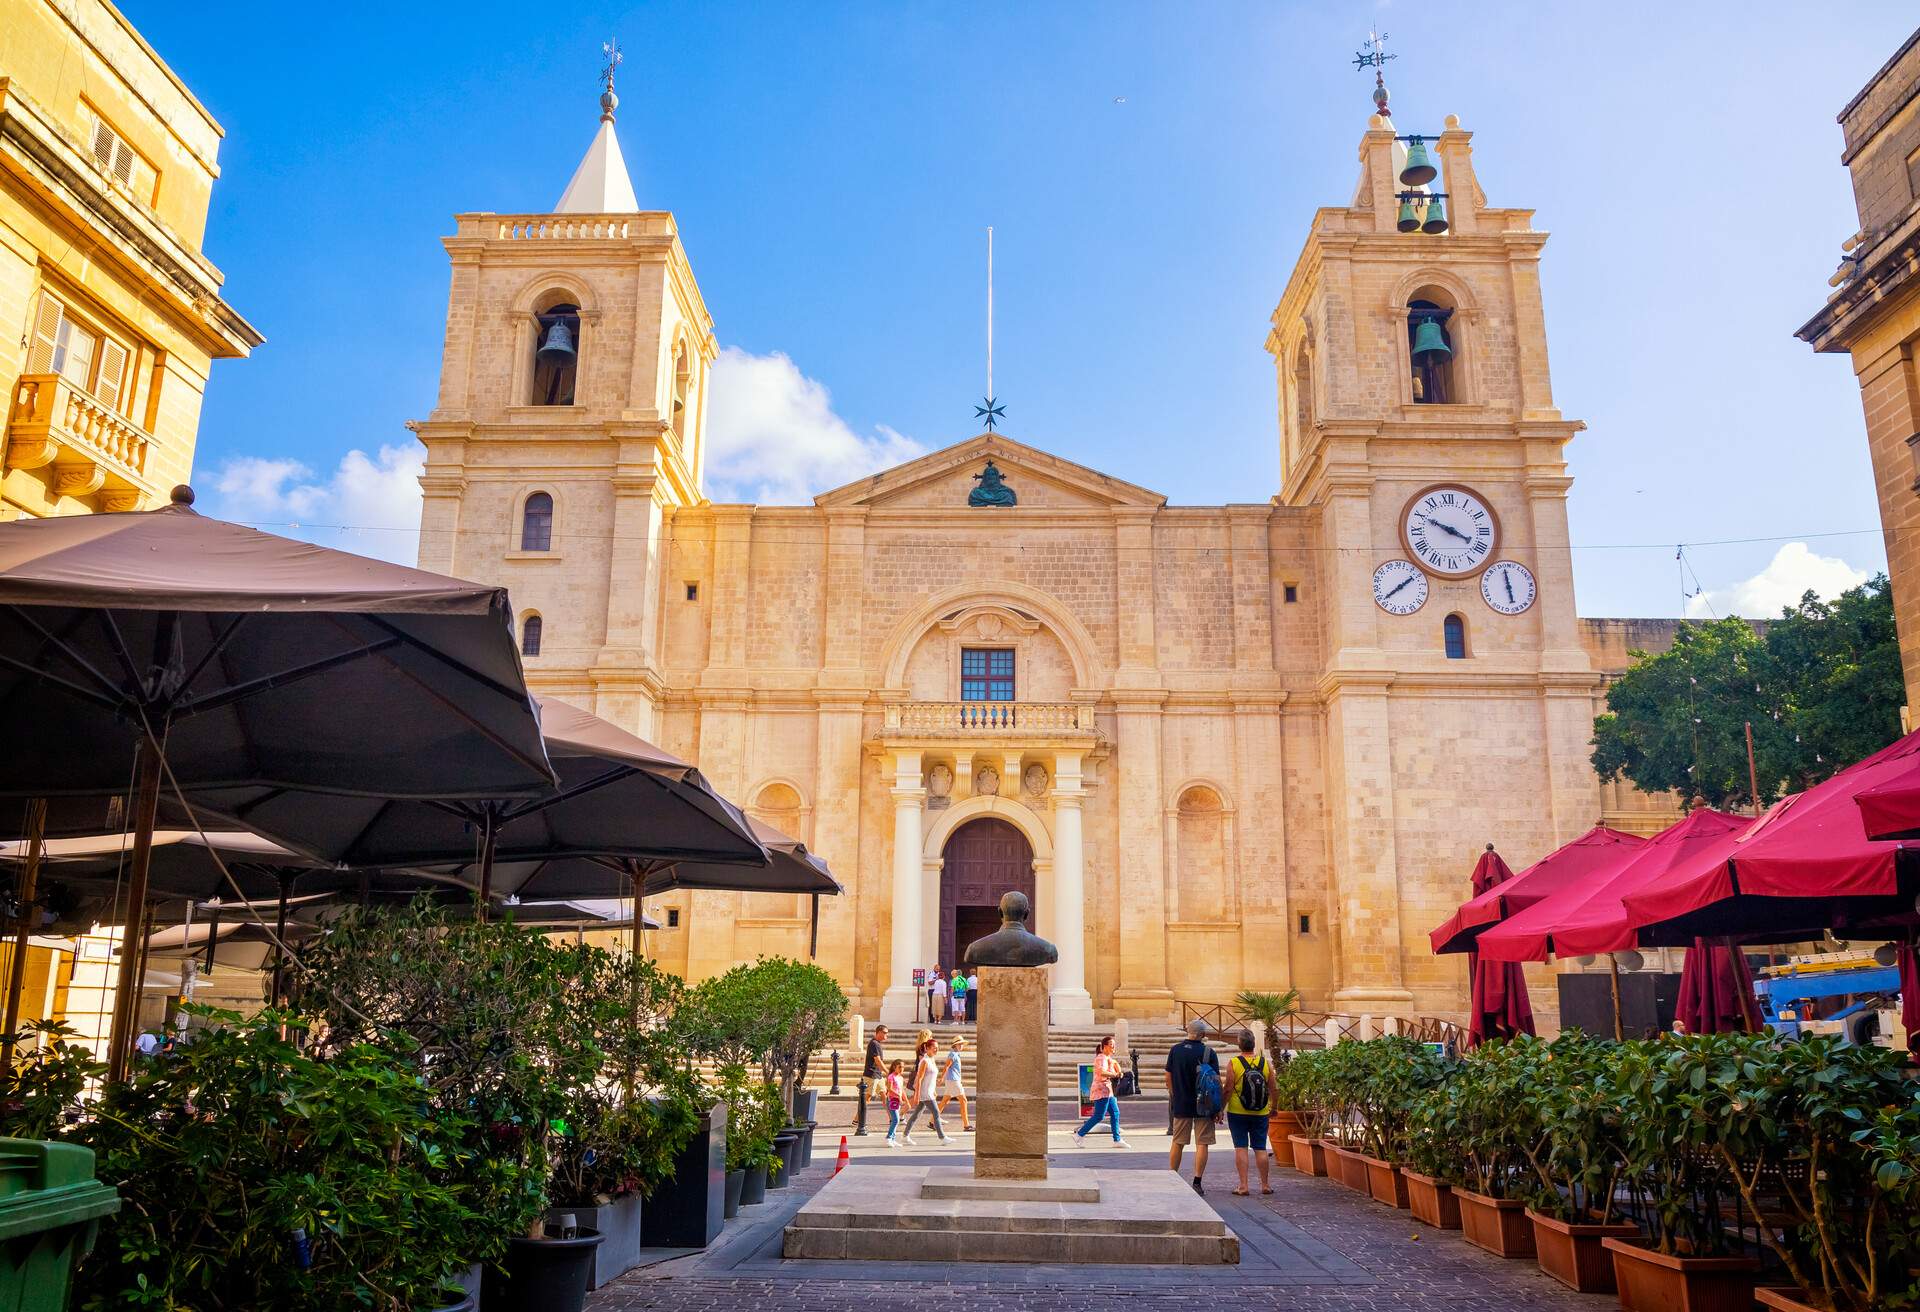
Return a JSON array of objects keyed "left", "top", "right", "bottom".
[
  {"left": 1264, "top": 96, "right": 1599, "bottom": 1014},
  {"left": 413, "top": 47, "right": 714, "bottom": 737}
]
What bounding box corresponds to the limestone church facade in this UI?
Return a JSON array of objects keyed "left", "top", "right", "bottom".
[{"left": 411, "top": 92, "right": 1674, "bottom": 1025}]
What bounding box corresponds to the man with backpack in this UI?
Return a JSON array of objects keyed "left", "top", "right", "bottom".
[
  {"left": 1164, "top": 1017, "right": 1222, "bottom": 1194},
  {"left": 1223, "top": 1029, "right": 1273, "bottom": 1196}
]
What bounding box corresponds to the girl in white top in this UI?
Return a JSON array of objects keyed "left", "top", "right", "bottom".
[
  {"left": 897, "top": 1038, "right": 951, "bottom": 1145},
  {"left": 934, "top": 1037, "right": 970, "bottom": 1131}
]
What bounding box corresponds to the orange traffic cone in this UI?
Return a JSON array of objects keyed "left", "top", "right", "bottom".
[{"left": 834, "top": 1135, "right": 851, "bottom": 1175}]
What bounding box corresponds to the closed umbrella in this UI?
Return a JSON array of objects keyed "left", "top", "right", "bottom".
[
  {"left": 1431, "top": 827, "right": 1645, "bottom": 955},
  {"left": 1898, "top": 943, "right": 1920, "bottom": 1057},
  {"left": 1673, "top": 939, "right": 1763, "bottom": 1033},
  {"left": 1463, "top": 848, "right": 1535, "bottom": 1048},
  {"left": 0, "top": 490, "right": 554, "bottom": 1077}
]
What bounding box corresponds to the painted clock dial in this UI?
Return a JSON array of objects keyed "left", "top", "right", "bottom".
[
  {"left": 1401, "top": 484, "right": 1499, "bottom": 577},
  {"left": 1481, "top": 560, "right": 1537, "bottom": 615},
  {"left": 1371, "top": 559, "right": 1429, "bottom": 615}
]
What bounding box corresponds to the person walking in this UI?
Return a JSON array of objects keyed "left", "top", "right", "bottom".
[
  {"left": 854, "top": 1023, "right": 889, "bottom": 1136},
  {"left": 966, "top": 970, "right": 980, "bottom": 1022},
  {"left": 1072, "top": 1035, "right": 1130, "bottom": 1147},
  {"left": 934, "top": 1036, "right": 970, "bottom": 1130},
  {"left": 1165, "top": 1018, "right": 1222, "bottom": 1193},
  {"left": 930, "top": 969, "right": 949, "bottom": 1026},
  {"left": 883, "top": 1059, "right": 907, "bottom": 1146},
  {"left": 897, "top": 1037, "right": 952, "bottom": 1145},
  {"left": 948, "top": 968, "right": 967, "bottom": 1022},
  {"left": 1223, "top": 1029, "right": 1273, "bottom": 1196}
]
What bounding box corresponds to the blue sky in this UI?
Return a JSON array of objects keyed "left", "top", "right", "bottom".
[{"left": 124, "top": 2, "right": 1914, "bottom": 618}]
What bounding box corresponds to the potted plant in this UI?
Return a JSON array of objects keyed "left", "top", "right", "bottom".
[
  {"left": 1516, "top": 1031, "right": 1639, "bottom": 1294},
  {"left": 1602, "top": 1035, "right": 1764, "bottom": 1312},
  {"left": 1314, "top": 1042, "right": 1370, "bottom": 1193},
  {"left": 718, "top": 1065, "right": 783, "bottom": 1207},
  {"left": 1353, "top": 1036, "right": 1450, "bottom": 1209},
  {"left": 542, "top": 943, "right": 700, "bottom": 1289},
  {"left": 1283, "top": 1049, "right": 1331, "bottom": 1177},
  {"left": 1440, "top": 1039, "right": 1539, "bottom": 1259},
  {"left": 73, "top": 1006, "right": 478, "bottom": 1310},
  {"left": 1401, "top": 1085, "right": 1463, "bottom": 1230},
  {"left": 1234, "top": 989, "right": 1304, "bottom": 1148}
]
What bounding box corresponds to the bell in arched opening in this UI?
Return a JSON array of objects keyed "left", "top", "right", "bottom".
[
  {"left": 531, "top": 303, "right": 581, "bottom": 406},
  {"left": 1411, "top": 316, "right": 1452, "bottom": 361},
  {"left": 537, "top": 318, "right": 576, "bottom": 367}
]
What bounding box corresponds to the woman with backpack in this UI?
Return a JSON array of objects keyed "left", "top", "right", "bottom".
[{"left": 1222, "top": 1029, "right": 1273, "bottom": 1196}]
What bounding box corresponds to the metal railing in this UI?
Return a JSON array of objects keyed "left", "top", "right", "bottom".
[{"left": 1177, "top": 1000, "right": 1462, "bottom": 1051}]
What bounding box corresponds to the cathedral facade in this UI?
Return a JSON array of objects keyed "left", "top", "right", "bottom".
[{"left": 412, "top": 98, "right": 1673, "bottom": 1025}]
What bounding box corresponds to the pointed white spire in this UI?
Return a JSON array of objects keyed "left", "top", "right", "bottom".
[{"left": 555, "top": 39, "right": 639, "bottom": 214}]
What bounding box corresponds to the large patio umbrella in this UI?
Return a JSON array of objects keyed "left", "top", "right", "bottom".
[
  {"left": 0, "top": 490, "right": 554, "bottom": 1077},
  {"left": 1430, "top": 826, "right": 1645, "bottom": 955},
  {"left": 1462, "top": 848, "right": 1535, "bottom": 1048},
  {"left": 1619, "top": 734, "right": 1920, "bottom": 946},
  {"left": 1477, "top": 809, "right": 1752, "bottom": 962},
  {"left": 187, "top": 696, "right": 767, "bottom": 903},
  {"left": 1853, "top": 729, "right": 1920, "bottom": 840},
  {"left": 1673, "top": 938, "right": 1763, "bottom": 1033}
]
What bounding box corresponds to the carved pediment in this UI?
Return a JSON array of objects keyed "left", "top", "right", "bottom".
[
  {"left": 934, "top": 604, "right": 1042, "bottom": 643},
  {"left": 813, "top": 433, "right": 1167, "bottom": 511}
]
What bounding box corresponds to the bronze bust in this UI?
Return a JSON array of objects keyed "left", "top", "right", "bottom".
[{"left": 963, "top": 891, "right": 1057, "bottom": 967}]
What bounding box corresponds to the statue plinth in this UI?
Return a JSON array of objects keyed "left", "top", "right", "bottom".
[{"left": 971, "top": 964, "right": 1050, "bottom": 1180}]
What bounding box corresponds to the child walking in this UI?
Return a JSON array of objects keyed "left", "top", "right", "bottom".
[{"left": 884, "top": 1059, "right": 906, "bottom": 1145}]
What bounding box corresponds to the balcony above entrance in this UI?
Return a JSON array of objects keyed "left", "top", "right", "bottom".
[{"left": 883, "top": 700, "right": 1097, "bottom": 739}]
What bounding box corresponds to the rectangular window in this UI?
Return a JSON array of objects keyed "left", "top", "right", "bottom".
[
  {"left": 1283, "top": 583, "right": 1299, "bottom": 604},
  {"left": 960, "top": 648, "right": 1015, "bottom": 701},
  {"left": 80, "top": 103, "right": 156, "bottom": 205},
  {"left": 685, "top": 582, "right": 699, "bottom": 601},
  {"left": 26, "top": 291, "right": 130, "bottom": 414},
  {"left": 666, "top": 908, "right": 680, "bottom": 928},
  {"left": 1298, "top": 913, "right": 1312, "bottom": 934}
]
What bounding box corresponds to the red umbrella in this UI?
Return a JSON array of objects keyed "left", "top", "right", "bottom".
[
  {"left": 1854, "top": 736, "right": 1920, "bottom": 840},
  {"left": 1898, "top": 943, "right": 1920, "bottom": 1057},
  {"left": 1478, "top": 810, "right": 1751, "bottom": 962},
  {"left": 1430, "top": 827, "right": 1645, "bottom": 955},
  {"left": 1674, "top": 939, "right": 1763, "bottom": 1033},
  {"left": 1620, "top": 733, "right": 1920, "bottom": 944},
  {"left": 1463, "top": 849, "right": 1536, "bottom": 1047}
]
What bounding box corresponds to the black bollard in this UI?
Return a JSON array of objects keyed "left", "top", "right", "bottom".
[{"left": 830, "top": 1049, "right": 841, "bottom": 1094}]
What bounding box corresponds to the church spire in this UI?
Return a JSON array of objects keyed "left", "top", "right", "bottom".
[{"left": 555, "top": 39, "right": 640, "bottom": 214}]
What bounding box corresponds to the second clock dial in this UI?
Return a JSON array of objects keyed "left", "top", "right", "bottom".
[{"left": 1372, "top": 559, "right": 1429, "bottom": 615}]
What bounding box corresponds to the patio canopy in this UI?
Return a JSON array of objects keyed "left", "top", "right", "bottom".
[
  {"left": 1430, "top": 827, "right": 1646, "bottom": 955},
  {"left": 466, "top": 815, "right": 841, "bottom": 902},
  {"left": 1476, "top": 809, "right": 1751, "bottom": 962},
  {"left": 1853, "top": 734, "right": 1920, "bottom": 840},
  {"left": 188, "top": 696, "right": 767, "bottom": 887},
  {"left": 1619, "top": 731, "right": 1920, "bottom": 945}
]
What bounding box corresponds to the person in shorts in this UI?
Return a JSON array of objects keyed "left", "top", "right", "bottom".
[
  {"left": 1223, "top": 1029, "right": 1273, "bottom": 1196},
  {"left": 855, "top": 1023, "right": 889, "bottom": 1136},
  {"left": 934, "top": 1036, "right": 970, "bottom": 1130},
  {"left": 1164, "top": 1017, "right": 1221, "bottom": 1192}
]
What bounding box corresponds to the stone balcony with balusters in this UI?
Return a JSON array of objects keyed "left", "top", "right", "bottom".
[
  {"left": 883, "top": 700, "right": 1096, "bottom": 738},
  {"left": 5, "top": 373, "right": 151, "bottom": 510}
]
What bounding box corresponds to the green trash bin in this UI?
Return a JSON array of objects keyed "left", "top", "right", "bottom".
[{"left": 0, "top": 1138, "right": 119, "bottom": 1312}]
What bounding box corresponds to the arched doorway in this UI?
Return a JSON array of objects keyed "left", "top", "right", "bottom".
[{"left": 939, "top": 817, "right": 1034, "bottom": 968}]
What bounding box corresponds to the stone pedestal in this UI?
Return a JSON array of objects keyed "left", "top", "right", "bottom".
[{"left": 973, "top": 965, "right": 1048, "bottom": 1180}]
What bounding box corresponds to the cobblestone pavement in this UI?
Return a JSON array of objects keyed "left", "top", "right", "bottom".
[{"left": 586, "top": 1115, "right": 1613, "bottom": 1311}]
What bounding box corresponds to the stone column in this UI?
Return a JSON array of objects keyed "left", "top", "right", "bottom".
[
  {"left": 1049, "top": 751, "right": 1094, "bottom": 1025},
  {"left": 879, "top": 750, "right": 925, "bottom": 1026}
]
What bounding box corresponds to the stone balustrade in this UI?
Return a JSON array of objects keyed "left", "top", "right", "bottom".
[
  {"left": 6, "top": 374, "right": 150, "bottom": 505},
  {"left": 883, "top": 701, "right": 1096, "bottom": 736},
  {"left": 488, "top": 213, "right": 676, "bottom": 241}
]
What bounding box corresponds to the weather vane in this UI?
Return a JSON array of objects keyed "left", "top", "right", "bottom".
[
  {"left": 602, "top": 37, "right": 623, "bottom": 95},
  {"left": 975, "top": 226, "right": 1005, "bottom": 431},
  {"left": 1353, "top": 28, "right": 1394, "bottom": 118}
]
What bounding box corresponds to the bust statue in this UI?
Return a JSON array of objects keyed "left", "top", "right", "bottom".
[
  {"left": 968, "top": 461, "right": 1017, "bottom": 507},
  {"left": 963, "top": 891, "right": 1058, "bottom": 967}
]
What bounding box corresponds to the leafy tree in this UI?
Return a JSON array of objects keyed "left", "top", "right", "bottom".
[
  {"left": 678, "top": 957, "right": 848, "bottom": 1109},
  {"left": 1591, "top": 575, "right": 1903, "bottom": 808}
]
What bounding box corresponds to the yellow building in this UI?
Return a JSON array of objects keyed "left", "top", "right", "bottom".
[
  {"left": 416, "top": 87, "right": 1679, "bottom": 1026},
  {"left": 0, "top": 0, "right": 259, "bottom": 521}
]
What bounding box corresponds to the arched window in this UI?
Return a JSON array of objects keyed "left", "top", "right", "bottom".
[
  {"left": 519, "top": 492, "right": 553, "bottom": 552},
  {"left": 1291, "top": 347, "right": 1313, "bottom": 456},
  {"left": 1407, "top": 293, "right": 1457, "bottom": 404},
  {"left": 1443, "top": 613, "right": 1468, "bottom": 659},
  {"left": 671, "top": 341, "right": 691, "bottom": 439},
  {"left": 531, "top": 302, "right": 580, "bottom": 406},
  {"left": 520, "top": 613, "right": 543, "bottom": 657}
]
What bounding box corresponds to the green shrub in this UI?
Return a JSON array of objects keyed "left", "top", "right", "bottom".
[
  {"left": 715, "top": 1063, "right": 785, "bottom": 1177},
  {"left": 1521, "top": 1030, "right": 1628, "bottom": 1222},
  {"left": 75, "top": 1008, "right": 474, "bottom": 1312},
  {"left": 0, "top": 1020, "right": 103, "bottom": 1140},
  {"left": 679, "top": 957, "right": 848, "bottom": 1111}
]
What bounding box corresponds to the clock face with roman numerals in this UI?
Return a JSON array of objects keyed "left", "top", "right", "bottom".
[{"left": 1400, "top": 484, "right": 1499, "bottom": 578}]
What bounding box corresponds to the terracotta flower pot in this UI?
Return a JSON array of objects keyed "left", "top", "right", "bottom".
[
  {"left": 1453, "top": 1187, "right": 1534, "bottom": 1259},
  {"left": 1361, "top": 1154, "right": 1410, "bottom": 1208},
  {"left": 1753, "top": 1288, "right": 1824, "bottom": 1312},
  {"left": 1327, "top": 1143, "right": 1369, "bottom": 1192},
  {"left": 1526, "top": 1209, "right": 1640, "bottom": 1294},
  {"left": 1401, "top": 1170, "right": 1461, "bottom": 1230},
  {"left": 1288, "top": 1133, "right": 1328, "bottom": 1177},
  {"left": 1601, "top": 1237, "right": 1761, "bottom": 1312},
  {"left": 1268, "top": 1109, "right": 1303, "bottom": 1159}
]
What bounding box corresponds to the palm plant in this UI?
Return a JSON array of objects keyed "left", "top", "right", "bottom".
[{"left": 1234, "top": 988, "right": 1301, "bottom": 1053}]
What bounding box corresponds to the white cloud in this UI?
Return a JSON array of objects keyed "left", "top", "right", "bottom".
[
  {"left": 1686, "top": 542, "right": 1870, "bottom": 619},
  {"left": 204, "top": 443, "right": 424, "bottom": 565},
  {"left": 704, "top": 347, "right": 921, "bottom": 504}
]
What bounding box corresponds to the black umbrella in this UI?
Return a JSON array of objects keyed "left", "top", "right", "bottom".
[{"left": 0, "top": 489, "right": 554, "bottom": 1077}]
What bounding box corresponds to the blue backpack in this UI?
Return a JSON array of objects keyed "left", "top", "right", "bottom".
[{"left": 1193, "top": 1054, "right": 1224, "bottom": 1117}]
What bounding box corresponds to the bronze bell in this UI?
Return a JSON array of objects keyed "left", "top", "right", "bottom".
[{"left": 537, "top": 318, "right": 576, "bottom": 366}]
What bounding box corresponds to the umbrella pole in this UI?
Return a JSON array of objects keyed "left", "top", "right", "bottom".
[
  {"left": 270, "top": 872, "right": 294, "bottom": 1008},
  {"left": 629, "top": 865, "right": 643, "bottom": 961},
  {"left": 203, "top": 901, "right": 221, "bottom": 977},
  {"left": 808, "top": 892, "right": 820, "bottom": 960},
  {"left": 476, "top": 810, "right": 498, "bottom": 922},
  {"left": 0, "top": 799, "right": 47, "bottom": 1070},
  {"left": 1608, "top": 954, "right": 1624, "bottom": 1041},
  {"left": 106, "top": 737, "right": 163, "bottom": 1083}
]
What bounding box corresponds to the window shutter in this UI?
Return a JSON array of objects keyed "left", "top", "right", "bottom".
[
  {"left": 95, "top": 339, "right": 128, "bottom": 410},
  {"left": 24, "top": 295, "right": 63, "bottom": 375},
  {"left": 110, "top": 140, "right": 134, "bottom": 186},
  {"left": 91, "top": 118, "right": 115, "bottom": 167}
]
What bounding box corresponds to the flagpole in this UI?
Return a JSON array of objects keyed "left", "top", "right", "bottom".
[{"left": 986, "top": 226, "right": 994, "bottom": 403}]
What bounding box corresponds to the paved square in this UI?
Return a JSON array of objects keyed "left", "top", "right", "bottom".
[{"left": 588, "top": 1120, "right": 1615, "bottom": 1309}]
